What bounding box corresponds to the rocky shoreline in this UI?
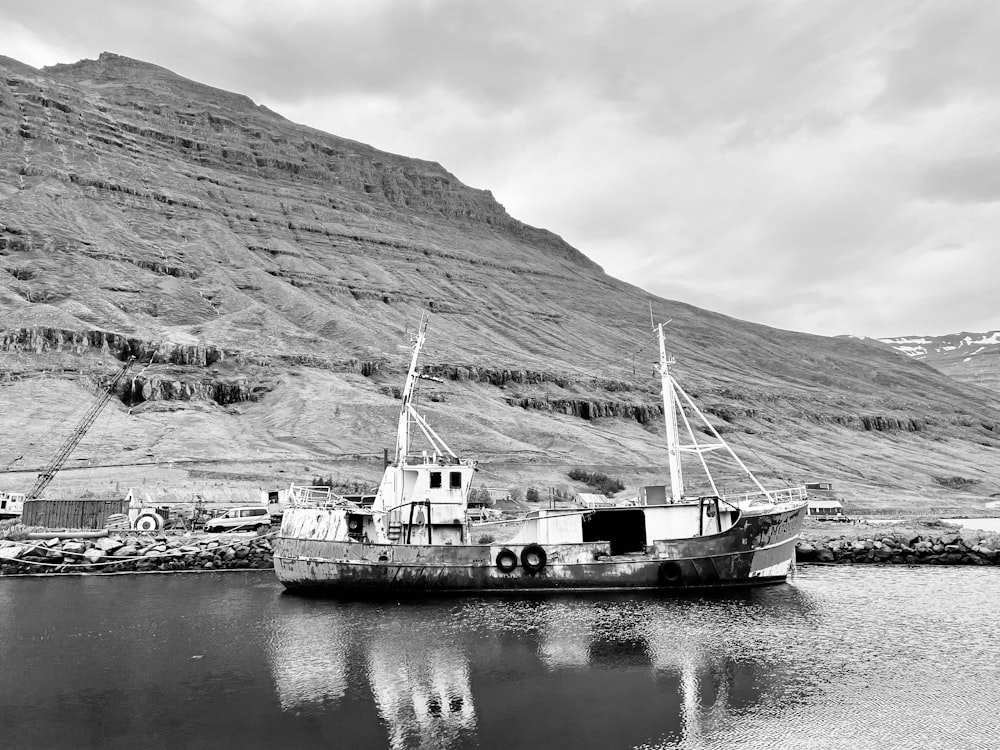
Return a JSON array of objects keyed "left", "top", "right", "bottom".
[
  {"left": 3, "top": 528, "right": 1000, "bottom": 577},
  {"left": 796, "top": 531, "right": 999, "bottom": 566},
  {"left": 0, "top": 532, "right": 274, "bottom": 575}
]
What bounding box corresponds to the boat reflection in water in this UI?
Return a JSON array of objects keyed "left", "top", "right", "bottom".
[
  {"left": 266, "top": 587, "right": 818, "bottom": 749},
  {"left": 267, "top": 606, "right": 350, "bottom": 711},
  {"left": 367, "top": 627, "right": 476, "bottom": 750}
]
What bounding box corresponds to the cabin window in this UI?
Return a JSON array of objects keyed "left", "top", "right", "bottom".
[
  {"left": 450, "top": 471, "right": 462, "bottom": 489},
  {"left": 0, "top": 500, "right": 6, "bottom": 509},
  {"left": 429, "top": 472, "right": 442, "bottom": 489},
  {"left": 268, "top": 491, "right": 279, "bottom": 502}
]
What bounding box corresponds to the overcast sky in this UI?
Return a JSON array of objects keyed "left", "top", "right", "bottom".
[{"left": 2, "top": 0, "right": 998, "bottom": 338}]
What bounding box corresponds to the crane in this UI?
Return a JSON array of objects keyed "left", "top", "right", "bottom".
[{"left": 26, "top": 356, "right": 137, "bottom": 500}]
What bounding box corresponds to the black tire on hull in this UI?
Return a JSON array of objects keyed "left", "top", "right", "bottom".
[
  {"left": 520, "top": 544, "right": 547, "bottom": 573},
  {"left": 495, "top": 548, "right": 518, "bottom": 573},
  {"left": 658, "top": 560, "right": 683, "bottom": 586}
]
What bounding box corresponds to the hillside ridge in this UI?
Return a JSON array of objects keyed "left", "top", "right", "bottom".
[{"left": 0, "top": 53, "right": 997, "bottom": 513}]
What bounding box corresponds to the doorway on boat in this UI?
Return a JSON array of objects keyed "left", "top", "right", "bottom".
[{"left": 582, "top": 509, "right": 647, "bottom": 554}]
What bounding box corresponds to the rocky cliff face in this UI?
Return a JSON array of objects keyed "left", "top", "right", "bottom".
[{"left": 0, "top": 52, "right": 998, "bottom": 511}]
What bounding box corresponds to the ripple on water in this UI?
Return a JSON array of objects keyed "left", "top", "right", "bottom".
[{"left": 1, "top": 567, "right": 999, "bottom": 749}]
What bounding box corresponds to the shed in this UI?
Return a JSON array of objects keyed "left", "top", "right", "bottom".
[
  {"left": 807, "top": 498, "right": 848, "bottom": 520},
  {"left": 22, "top": 498, "right": 127, "bottom": 529},
  {"left": 805, "top": 481, "right": 834, "bottom": 491},
  {"left": 575, "top": 492, "right": 614, "bottom": 508}
]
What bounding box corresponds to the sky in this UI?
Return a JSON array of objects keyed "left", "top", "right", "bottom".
[{"left": 1, "top": 0, "right": 998, "bottom": 338}]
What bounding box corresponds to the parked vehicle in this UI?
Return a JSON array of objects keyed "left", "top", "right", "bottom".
[{"left": 205, "top": 506, "right": 271, "bottom": 533}]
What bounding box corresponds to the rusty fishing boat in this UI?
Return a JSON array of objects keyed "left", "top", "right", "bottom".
[{"left": 274, "top": 320, "right": 808, "bottom": 592}]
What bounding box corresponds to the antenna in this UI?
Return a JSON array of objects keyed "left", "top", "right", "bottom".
[{"left": 649, "top": 301, "right": 654, "bottom": 330}]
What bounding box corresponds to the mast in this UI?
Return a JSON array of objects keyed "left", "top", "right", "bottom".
[
  {"left": 657, "top": 324, "right": 684, "bottom": 503},
  {"left": 394, "top": 315, "right": 428, "bottom": 464}
]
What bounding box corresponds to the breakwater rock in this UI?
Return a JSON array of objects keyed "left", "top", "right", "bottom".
[
  {"left": 0, "top": 533, "right": 274, "bottom": 575},
  {"left": 796, "top": 532, "right": 998, "bottom": 566}
]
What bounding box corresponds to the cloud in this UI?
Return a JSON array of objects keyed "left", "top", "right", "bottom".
[
  {"left": 2, "top": 0, "right": 999, "bottom": 338},
  {"left": 918, "top": 154, "right": 1000, "bottom": 204}
]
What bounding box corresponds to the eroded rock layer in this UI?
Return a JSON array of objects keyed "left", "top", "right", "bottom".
[{"left": 0, "top": 52, "right": 998, "bottom": 510}]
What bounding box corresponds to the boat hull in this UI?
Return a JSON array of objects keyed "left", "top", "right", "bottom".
[{"left": 274, "top": 502, "right": 807, "bottom": 593}]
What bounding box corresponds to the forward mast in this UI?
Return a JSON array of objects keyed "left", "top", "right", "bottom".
[{"left": 656, "top": 323, "right": 775, "bottom": 507}]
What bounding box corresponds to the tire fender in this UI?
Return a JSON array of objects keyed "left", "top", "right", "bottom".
[
  {"left": 658, "top": 560, "right": 682, "bottom": 585},
  {"left": 520, "top": 544, "right": 547, "bottom": 573},
  {"left": 495, "top": 548, "right": 518, "bottom": 573}
]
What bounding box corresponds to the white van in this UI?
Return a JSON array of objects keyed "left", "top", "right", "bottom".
[{"left": 204, "top": 506, "right": 271, "bottom": 533}]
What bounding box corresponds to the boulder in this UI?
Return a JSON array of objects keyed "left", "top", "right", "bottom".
[
  {"left": 61, "top": 541, "right": 86, "bottom": 555},
  {"left": 816, "top": 548, "right": 835, "bottom": 563},
  {"left": 95, "top": 537, "right": 125, "bottom": 554},
  {"left": 0, "top": 545, "right": 25, "bottom": 561},
  {"left": 115, "top": 545, "right": 139, "bottom": 558},
  {"left": 82, "top": 548, "right": 103, "bottom": 564}
]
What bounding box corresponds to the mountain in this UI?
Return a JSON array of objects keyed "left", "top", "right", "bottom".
[
  {"left": 878, "top": 331, "right": 1000, "bottom": 393},
  {"left": 1, "top": 53, "right": 998, "bottom": 514}
]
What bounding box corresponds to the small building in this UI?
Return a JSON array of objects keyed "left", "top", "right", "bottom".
[
  {"left": 805, "top": 481, "right": 834, "bottom": 491},
  {"left": 807, "top": 498, "right": 849, "bottom": 521},
  {"left": 575, "top": 492, "right": 615, "bottom": 508}
]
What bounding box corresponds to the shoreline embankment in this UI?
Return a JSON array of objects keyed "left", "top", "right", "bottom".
[
  {"left": 0, "top": 532, "right": 275, "bottom": 575},
  {"left": 4, "top": 525, "right": 1000, "bottom": 577},
  {"left": 796, "top": 530, "right": 999, "bottom": 566}
]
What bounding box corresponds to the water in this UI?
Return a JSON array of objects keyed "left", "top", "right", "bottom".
[
  {"left": 950, "top": 517, "right": 1000, "bottom": 533},
  {"left": 1, "top": 567, "right": 999, "bottom": 749}
]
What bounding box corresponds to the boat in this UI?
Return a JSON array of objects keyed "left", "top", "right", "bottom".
[{"left": 274, "top": 319, "right": 809, "bottom": 592}]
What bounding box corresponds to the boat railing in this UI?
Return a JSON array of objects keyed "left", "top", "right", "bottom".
[
  {"left": 287, "top": 485, "right": 362, "bottom": 510},
  {"left": 722, "top": 486, "right": 807, "bottom": 508},
  {"left": 402, "top": 453, "right": 476, "bottom": 467}
]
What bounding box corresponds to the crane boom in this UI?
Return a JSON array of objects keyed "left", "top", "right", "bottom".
[{"left": 26, "top": 357, "right": 136, "bottom": 500}]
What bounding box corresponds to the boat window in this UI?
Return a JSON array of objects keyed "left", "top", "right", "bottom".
[
  {"left": 429, "top": 472, "right": 442, "bottom": 489},
  {"left": 449, "top": 471, "right": 462, "bottom": 489}
]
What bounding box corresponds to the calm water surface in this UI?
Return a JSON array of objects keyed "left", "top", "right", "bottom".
[
  {"left": 1, "top": 566, "right": 998, "bottom": 749},
  {"left": 951, "top": 517, "right": 1000, "bottom": 533}
]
